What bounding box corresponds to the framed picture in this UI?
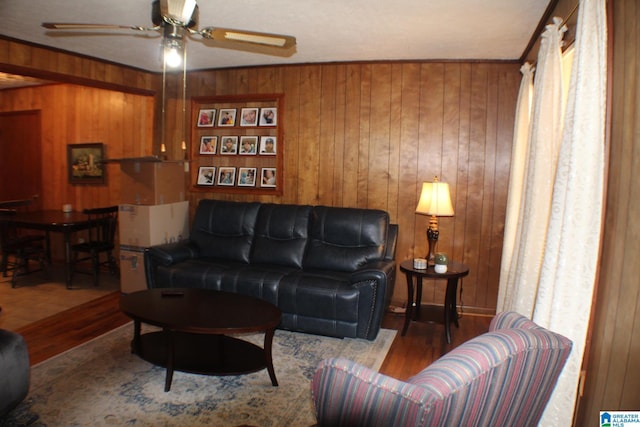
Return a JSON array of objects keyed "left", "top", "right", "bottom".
[
  {"left": 219, "top": 136, "right": 238, "bottom": 154},
  {"left": 197, "top": 109, "right": 216, "bottom": 127},
  {"left": 197, "top": 167, "right": 216, "bottom": 186},
  {"left": 239, "top": 136, "right": 258, "bottom": 155},
  {"left": 259, "top": 107, "right": 277, "bottom": 126},
  {"left": 217, "top": 109, "right": 237, "bottom": 127},
  {"left": 240, "top": 108, "right": 259, "bottom": 126},
  {"left": 259, "top": 136, "right": 277, "bottom": 155},
  {"left": 217, "top": 167, "right": 236, "bottom": 186},
  {"left": 238, "top": 167, "right": 257, "bottom": 187},
  {"left": 199, "top": 136, "right": 217, "bottom": 154},
  {"left": 261, "top": 167, "right": 277, "bottom": 187},
  {"left": 67, "top": 143, "right": 105, "bottom": 184}
]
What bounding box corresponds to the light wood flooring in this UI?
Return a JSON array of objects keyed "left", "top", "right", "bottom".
[
  {"left": 1, "top": 265, "right": 492, "bottom": 379},
  {"left": 0, "top": 265, "right": 120, "bottom": 331}
]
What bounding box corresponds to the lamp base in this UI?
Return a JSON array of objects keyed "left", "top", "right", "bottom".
[{"left": 426, "top": 227, "right": 439, "bottom": 267}]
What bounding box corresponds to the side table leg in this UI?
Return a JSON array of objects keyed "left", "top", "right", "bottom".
[
  {"left": 264, "top": 328, "right": 278, "bottom": 386},
  {"left": 401, "top": 272, "right": 415, "bottom": 336},
  {"left": 415, "top": 277, "right": 423, "bottom": 320},
  {"left": 443, "top": 278, "right": 459, "bottom": 344}
]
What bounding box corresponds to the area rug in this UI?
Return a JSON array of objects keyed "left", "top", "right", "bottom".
[{"left": 3, "top": 323, "right": 396, "bottom": 427}]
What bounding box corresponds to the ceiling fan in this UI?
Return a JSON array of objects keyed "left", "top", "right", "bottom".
[{"left": 42, "top": 0, "right": 297, "bottom": 67}]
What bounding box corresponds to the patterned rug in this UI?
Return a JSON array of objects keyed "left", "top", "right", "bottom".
[{"left": 3, "top": 323, "right": 396, "bottom": 426}]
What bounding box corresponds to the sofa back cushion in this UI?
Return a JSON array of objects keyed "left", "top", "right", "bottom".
[
  {"left": 251, "top": 203, "right": 312, "bottom": 268},
  {"left": 191, "top": 200, "right": 260, "bottom": 263},
  {"left": 304, "top": 206, "right": 389, "bottom": 272}
]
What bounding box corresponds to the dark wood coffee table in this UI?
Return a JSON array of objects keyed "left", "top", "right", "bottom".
[{"left": 119, "top": 288, "right": 282, "bottom": 392}]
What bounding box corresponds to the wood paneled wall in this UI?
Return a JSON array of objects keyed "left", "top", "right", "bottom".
[
  {"left": 0, "top": 39, "right": 158, "bottom": 260},
  {"left": 0, "top": 84, "right": 155, "bottom": 261},
  {"left": 163, "top": 62, "right": 521, "bottom": 312},
  {"left": 577, "top": 0, "right": 640, "bottom": 422},
  {"left": 0, "top": 84, "right": 154, "bottom": 211},
  {"left": 1, "top": 37, "right": 521, "bottom": 313}
]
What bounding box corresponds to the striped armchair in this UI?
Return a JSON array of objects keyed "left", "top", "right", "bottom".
[{"left": 311, "top": 312, "right": 572, "bottom": 427}]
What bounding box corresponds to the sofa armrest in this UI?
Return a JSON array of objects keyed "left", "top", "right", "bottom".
[
  {"left": 146, "top": 241, "right": 200, "bottom": 266},
  {"left": 311, "top": 357, "right": 430, "bottom": 427},
  {"left": 144, "top": 241, "right": 201, "bottom": 289},
  {"left": 351, "top": 259, "right": 396, "bottom": 322}
]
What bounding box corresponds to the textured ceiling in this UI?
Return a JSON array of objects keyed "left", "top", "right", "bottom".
[{"left": 0, "top": 0, "right": 551, "bottom": 75}]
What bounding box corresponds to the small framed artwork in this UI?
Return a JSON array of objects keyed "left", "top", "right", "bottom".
[
  {"left": 259, "top": 107, "right": 277, "bottom": 126},
  {"left": 259, "top": 136, "right": 277, "bottom": 155},
  {"left": 199, "top": 136, "right": 217, "bottom": 154},
  {"left": 239, "top": 136, "right": 258, "bottom": 155},
  {"left": 261, "top": 168, "right": 277, "bottom": 187},
  {"left": 197, "top": 167, "right": 216, "bottom": 186},
  {"left": 197, "top": 109, "right": 216, "bottom": 127},
  {"left": 219, "top": 136, "right": 238, "bottom": 154},
  {"left": 240, "top": 108, "right": 259, "bottom": 126},
  {"left": 217, "top": 109, "right": 237, "bottom": 127},
  {"left": 67, "top": 142, "right": 106, "bottom": 184},
  {"left": 238, "top": 167, "right": 257, "bottom": 187},
  {"left": 217, "top": 167, "right": 236, "bottom": 186}
]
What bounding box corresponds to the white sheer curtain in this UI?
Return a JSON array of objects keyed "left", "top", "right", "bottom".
[
  {"left": 497, "top": 63, "right": 534, "bottom": 309},
  {"left": 497, "top": 17, "right": 567, "bottom": 316},
  {"left": 498, "top": 0, "right": 608, "bottom": 425},
  {"left": 535, "top": 0, "right": 607, "bottom": 424}
]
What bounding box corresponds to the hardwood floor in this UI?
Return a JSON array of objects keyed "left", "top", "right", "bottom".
[
  {"left": 16, "top": 291, "right": 130, "bottom": 365},
  {"left": 8, "top": 281, "right": 492, "bottom": 376}
]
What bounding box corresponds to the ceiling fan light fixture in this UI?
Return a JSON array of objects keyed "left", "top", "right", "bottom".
[{"left": 163, "top": 38, "right": 183, "bottom": 68}]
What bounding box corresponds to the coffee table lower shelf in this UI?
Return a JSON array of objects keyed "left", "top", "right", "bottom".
[{"left": 132, "top": 330, "right": 278, "bottom": 392}]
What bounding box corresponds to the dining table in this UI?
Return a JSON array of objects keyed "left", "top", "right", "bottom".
[{"left": 0, "top": 210, "right": 95, "bottom": 289}]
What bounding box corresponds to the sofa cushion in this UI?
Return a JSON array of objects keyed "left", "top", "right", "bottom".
[
  {"left": 153, "top": 258, "right": 244, "bottom": 289},
  {"left": 304, "top": 206, "right": 389, "bottom": 272},
  {"left": 251, "top": 203, "right": 312, "bottom": 268},
  {"left": 190, "top": 200, "right": 260, "bottom": 263},
  {"left": 220, "top": 264, "right": 299, "bottom": 303}
]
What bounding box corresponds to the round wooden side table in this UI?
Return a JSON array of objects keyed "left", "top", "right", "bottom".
[{"left": 399, "top": 259, "right": 469, "bottom": 344}]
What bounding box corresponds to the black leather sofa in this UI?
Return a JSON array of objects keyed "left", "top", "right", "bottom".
[{"left": 144, "top": 200, "right": 398, "bottom": 340}]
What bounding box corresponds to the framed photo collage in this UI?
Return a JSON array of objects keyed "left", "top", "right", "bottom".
[{"left": 191, "top": 95, "right": 283, "bottom": 195}]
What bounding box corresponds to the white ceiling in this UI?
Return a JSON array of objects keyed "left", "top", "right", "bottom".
[{"left": 0, "top": 0, "right": 550, "bottom": 73}]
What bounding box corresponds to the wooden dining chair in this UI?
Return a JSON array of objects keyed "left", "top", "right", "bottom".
[
  {"left": 70, "top": 206, "right": 119, "bottom": 288},
  {"left": 0, "top": 209, "right": 48, "bottom": 287}
]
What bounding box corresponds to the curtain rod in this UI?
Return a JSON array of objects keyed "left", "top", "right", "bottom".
[
  {"left": 520, "top": 0, "right": 580, "bottom": 68},
  {"left": 520, "top": 1, "right": 580, "bottom": 64}
]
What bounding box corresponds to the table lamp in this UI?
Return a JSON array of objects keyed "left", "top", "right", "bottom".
[{"left": 415, "top": 176, "right": 454, "bottom": 266}]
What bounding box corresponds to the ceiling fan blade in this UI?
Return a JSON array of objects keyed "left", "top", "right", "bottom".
[
  {"left": 160, "top": 0, "right": 197, "bottom": 25},
  {"left": 200, "top": 27, "right": 296, "bottom": 49},
  {"left": 42, "top": 23, "right": 155, "bottom": 32}
]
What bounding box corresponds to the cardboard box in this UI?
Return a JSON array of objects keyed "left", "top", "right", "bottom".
[
  {"left": 120, "top": 161, "right": 186, "bottom": 205},
  {"left": 119, "top": 201, "right": 189, "bottom": 248},
  {"left": 120, "top": 248, "right": 147, "bottom": 294}
]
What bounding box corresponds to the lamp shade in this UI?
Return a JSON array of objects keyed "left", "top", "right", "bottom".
[{"left": 415, "top": 181, "right": 454, "bottom": 216}]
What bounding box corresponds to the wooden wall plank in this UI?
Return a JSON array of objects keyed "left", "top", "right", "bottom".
[{"left": 578, "top": 0, "right": 640, "bottom": 420}]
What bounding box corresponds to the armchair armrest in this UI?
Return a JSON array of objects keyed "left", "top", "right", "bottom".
[{"left": 311, "top": 358, "right": 430, "bottom": 427}]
